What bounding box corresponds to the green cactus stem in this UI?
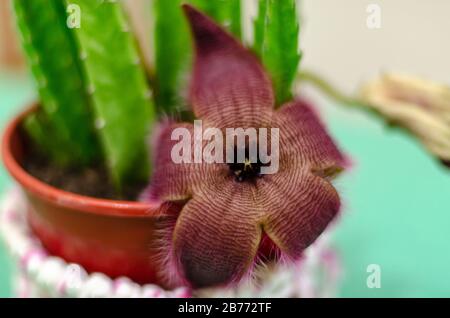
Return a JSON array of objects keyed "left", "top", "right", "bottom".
[
  {"left": 254, "top": 0, "right": 301, "bottom": 105},
  {"left": 66, "top": 0, "right": 156, "bottom": 189},
  {"left": 13, "top": 0, "right": 100, "bottom": 166},
  {"left": 154, "top": 0, "right": 242, "bottom": 115},
  {"left": 154, "top": 0, "right": 192, "bottom": 114},
  {"left": 192, "top": 0, "right": 242, "bottom": 38}
]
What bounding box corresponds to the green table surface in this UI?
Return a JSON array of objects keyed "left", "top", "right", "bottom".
[{"left": 0, "top": 73, "right": 449, "bottom": 297}]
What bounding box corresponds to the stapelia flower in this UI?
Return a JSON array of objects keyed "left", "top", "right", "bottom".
[
  {"left": 362, "top": 73, "right": 450, "bottom": 164},
  {"left": 143, "top": 5, "right": 346, "bottom": 288}
]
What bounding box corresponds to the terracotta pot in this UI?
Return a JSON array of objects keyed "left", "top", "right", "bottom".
[{"left": 2, "top": 106, "right": 174, "bottom": 286}]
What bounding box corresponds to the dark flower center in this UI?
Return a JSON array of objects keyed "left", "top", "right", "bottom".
[
  {"left": 228, "top": 158, "right": 263, "bottom": 182},
  {"left": 227, "top": 147, "right": 267, "bottom": 182}
]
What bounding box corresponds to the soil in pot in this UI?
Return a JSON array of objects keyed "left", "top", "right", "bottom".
[{"left": 21, "top": 133, "right": 146, "bottom": 201}]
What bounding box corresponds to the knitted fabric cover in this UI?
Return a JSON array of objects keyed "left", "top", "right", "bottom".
[{"left": 0, "top": 188, "right": 341, "bottom": 298}]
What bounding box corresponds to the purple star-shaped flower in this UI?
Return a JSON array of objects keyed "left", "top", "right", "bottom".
[{"left": 143, "top": 5, "right": 346, "bottom": 288}]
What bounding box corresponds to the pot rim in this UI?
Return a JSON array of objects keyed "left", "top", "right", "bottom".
[{"left": 1, "top": 104, "right": 161, "bottom": 218}]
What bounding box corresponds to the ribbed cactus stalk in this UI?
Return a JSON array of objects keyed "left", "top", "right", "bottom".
[
  {"left": 254, "top": 0, "right": 301, "bottom": 105},
  {"left": 66, "top": 0, "right": 156, "bottom": 188},
  {"left": 154, "top": 0, "right": 242, "bottom": 114},
  {"left": 154, "top": 0, "right": 192, "bottom": 114},
  {"left": 192, "top": 0, "right": 242, "bottom": 38},
  {"left": 13, "top": 0, "right": 100, "bottom": 166}
]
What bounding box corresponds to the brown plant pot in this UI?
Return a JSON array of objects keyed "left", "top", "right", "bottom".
[{"left": 2, "top": 105, "right": 174, "bottom": 286}]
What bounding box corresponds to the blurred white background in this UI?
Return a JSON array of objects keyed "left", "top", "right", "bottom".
[
  {"left": 298, "top": 0, "right": 450, "bottom": 92},
  {"left": 2, "top": 0, "right": 450, "bottom": 94}
]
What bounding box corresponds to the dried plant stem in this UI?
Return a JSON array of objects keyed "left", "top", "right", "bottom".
[
  {"left": 298, "top": 70, "right": 363, "bottom": 108},
  {"left": 298, "top": 70, "right": 450, "bottom": 164},
  {"left": 297, "top": 70, "right": 384, "bottom": 119}
]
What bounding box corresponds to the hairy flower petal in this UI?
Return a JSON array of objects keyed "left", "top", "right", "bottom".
[
  {"left": 259, "top": 168, "right": 340, "bottom": 258},
  {"left": 172, "top": 181, "right": 263, "bottom": 288},
  {"left": 146, "top": 121, "right": 225, "bottom": 203},
  {"left": 183, "top": 4, "right": 275, "bottom": 128},
  {"left": 274, "top": 100, "right": 346, "bottom": 177}
]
